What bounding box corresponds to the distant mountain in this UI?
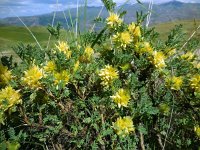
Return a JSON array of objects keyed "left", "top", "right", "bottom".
[{"left": 1, "top": 1, "right": 200, "bottom": 29}]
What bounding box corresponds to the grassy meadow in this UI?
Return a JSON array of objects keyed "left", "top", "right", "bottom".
[
  {"left": 0, "top": 26, "right": 68, "bottom": 61},
  {"left": 154, "top": 20, "right": 200, "bottom": 40},
  {"left": 0, "top": 19, "right": 199, "bottom": 61}
]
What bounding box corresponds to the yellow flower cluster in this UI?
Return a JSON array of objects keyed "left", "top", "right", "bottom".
[
  {"left": 150, "top": 51, "right": 166, "bottom": 69},
  {"left": 0, "top": 64, "right": 12, "bottom": 85},
  {"left": 44, "top": 61, "right": 56, "bottom": 73},
  {"left": 165, "top": 48, "right": 176, "bottom": 57},
  {"left": 0, "top": 86, "right": 21, "bottom": 112},
  {"left": 128, "top": 23, "right": 141, "bottom": 38},
  {"left": 113, "top": 31, "right": 132, "bottom": 48},
  {"left": 54, "top": 70, "right": 70, "bottom": 85},
  {"left": 110, "top": 89, "right": 130, "bottom": 108},
  {"left": 135, "top": 42, "right": 153, "bottom": 54},
  {"left": 21, "top": 65, "right": 43, "bottom": 89},
  {"left": 74, "top": 60, "right": 80, "bottom": 72},
  {"left": 194, "top": 125, "right": 200, "bottom": 138},
  {"left": 181, "top": 52, "right": 194, "bottom": 61},
  {"left": 192, "top": 61, "right": 200, "bottom": 69},
  {"left": 106, "top": 12, "right": 122, "bottom": 28},
  {"left": 80, "top": 46, "right": 94, "bottom": 62},
  {"left": 56, "top": 41, "right": 72, "bottom": 59},
  {"left": 190, "top": 74, "right": 200, "bottom": 92},
  {"left": 98, "top": 65, "right": 118, "bottom": 87},
  {"left": 113, "top": 116, "right": 135, "bottom": 137},
  {"left": 165, "top": 76, "right": 183, "bottom": 91}
]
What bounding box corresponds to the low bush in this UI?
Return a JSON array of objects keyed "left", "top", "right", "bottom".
[{"left": 0, "top": 0, "right": 199, "bottom": 149}]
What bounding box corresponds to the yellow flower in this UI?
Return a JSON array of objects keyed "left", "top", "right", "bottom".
[
  {"left": 98, "top": 65, "right": 118, "bottom": 87},
  {"left": 113, "top": 31, "right": 132, "bottom": 48},
  {"left": 44, "top": 61, "right": 56, "bottom": 73},
  {"left": 133, "top": 26, "right": 141, "bottom": 38},
  {"left": 181, "top": 52, "right": 194, "bottom": 61},
  {"left": 56, "top": 41, "right": 72, "bottom": 59},
  {"left": 194, "top": 125, "right": 200, "bottom": 138},
  {"left": 110, "top": 89, "right": 131, "bottom": 108},
  {"left": 165, "top": 48, "right": 176, "bottom": 57},
  {"left": 54, "top": 70, "right": 70, "bottom": 85},
  {"left": 150, "top": 51, "right": 166, "bottom": 69},
  {"left": 190, "top": 74, "right": 200, "bottom": 92},
  {"left": 165, "top": 76, "right": 183, "bottom": 90},
  {"left": 80, "top": 46, "right": 94, "bottom": 63},
  {"left": 113, "top": 116, "right": 135, "bottom": 136},
  {"left": 192, "top": 61, "right": 200, "bottom": 69},
  {"left": 22, "top": 65, "right": 43, "bottom": 89},
  {"left": 128, "top": 23, "right": 141, "bottom": 38},
  {"left": 0, "top": 64, "right": 12, "bottom": 85},
  {"left": 128, "top": 22, "right": 136, "bottom": 33},
  {"left": 135, "top": 42, "right": 153, "bottom": 54},
  {"left": 0, "top": 86, "right": 21, "bottom": 112},
  {"left": 85, "top": 46, "right": 94, "bottom": 57},
  {"left": 106, "top": 12, "right": 122, "bottom": 28},
  {"left": 74, "top": 60, "right": 80, "bottom": 72}
]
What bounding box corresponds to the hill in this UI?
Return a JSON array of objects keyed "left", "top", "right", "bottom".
[
  {"left": 0, "top": 19, "right": 199, "bottom": 61},
  {"left": 0, "top": 26, "right": 67, "bottom": 61},
  {"left": 1, "top": 1, "right": 200, "bottom": 29}
]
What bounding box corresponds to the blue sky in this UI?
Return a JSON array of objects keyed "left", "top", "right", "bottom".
[{"left": 0, "top": 0, "right": 200, "bottom": 18}]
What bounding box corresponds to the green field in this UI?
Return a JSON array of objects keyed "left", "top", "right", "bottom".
[
  {"left": 0, "top": 26, "right": 49, "bottom": 50},
  {"left": 0, "top": 20, "right": 199, "bottom": 61},
  {"left": 153, "top": 20, "right": 200, "bottom": 40},
  {"left": 0, "top": 26, "right": 69, "bottom": 61}
]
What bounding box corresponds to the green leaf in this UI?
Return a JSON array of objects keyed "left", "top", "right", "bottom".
[
  {"left": 0, "top": 141, "right": 7, "bottom": 150},
  {"left": 138, "top": 125, "right": 147, "bottom": 135}
]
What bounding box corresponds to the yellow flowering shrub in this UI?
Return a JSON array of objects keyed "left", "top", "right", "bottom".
[
  {"left": 56, "top": 41, "right": 72, "bottom": 59},
  {"left": 110, "top": 89, "right": 130, "bottom": 108},
  {"left": 113, "top": 31, "right": 132, "bottom": 48},
  {"left": 149, "top": 51, "right": 166, "bottom": 69},
  {"left": 1, "top": 1, "right": 200, "bottom": 149},
  {"left": 113, "top": 116, "right": 135, "bottom": 137},
  {"left": 21, "top": 65, "right": 43, "bottom": 89},
  {"left": 44, "top": 61, "right": 57, "bottom": 73},
  {"left": 165, "top": 48, "right": 176, "bottom": 57},
  {"left": 98, "top": 65, "right": 118, "bottom": 87},
  {"left": 0, "top": 63, "right": 12, "bottom": 85},
  {"left": 135, "top": 42, "right": 153, "bottom": 54},
  {"left": 0, "top": 86, "right": 21, "bottom": 112},
  {"left": 181, "top": 52, "right": 195, "bottom": 61},
  {"left": 190, "top": 74, "right": 200, "bottom": 92},
  {"left": 106, "top": 12, "right": 122, "bottom": 28},
  {"left": 165, "top": 76, "right": 183, "bottom": 90},
  {"left": 80, "top": 46, "right": 94, "bottom": 62},
  {"left": 74, "top": 60, "right": 80, "bottom": 72},
  {"left": 54, "top": 70, "right": 70, "bottom": 85}
]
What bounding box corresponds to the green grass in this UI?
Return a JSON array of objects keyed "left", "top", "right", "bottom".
[
  {"left": 0, "top": 26, "right": 68, "bottom": 51},
  {"left": 0, "top": 25, "right": 68, "bottom": 61},
  {"left": 153, "top": 20, "right": 200, "bottom": 40}
]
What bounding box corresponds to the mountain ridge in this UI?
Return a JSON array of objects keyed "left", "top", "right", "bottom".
[{"left": 1, "top": 1, "right": 200, "bottom": 29}]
